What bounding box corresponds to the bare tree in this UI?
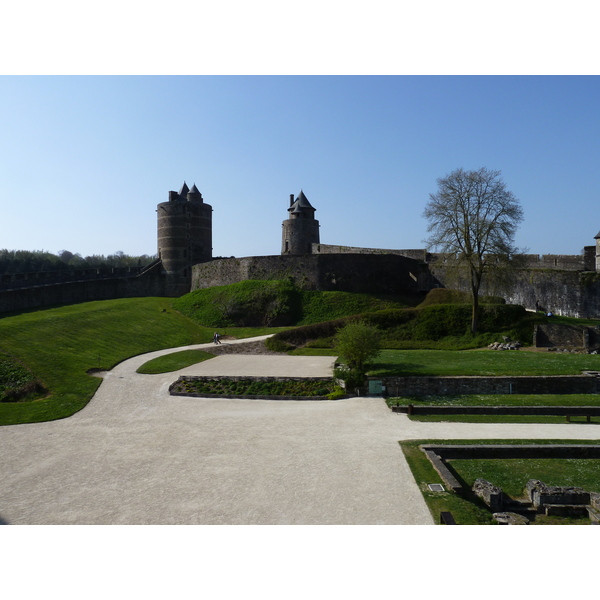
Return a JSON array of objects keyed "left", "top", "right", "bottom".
[{"left": 423, "top": 167, "right": 524, "bottom": 333}]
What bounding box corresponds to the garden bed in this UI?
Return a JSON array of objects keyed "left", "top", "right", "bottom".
[{"left": 169, "top": 375, "right": 344, "bottom": 400}]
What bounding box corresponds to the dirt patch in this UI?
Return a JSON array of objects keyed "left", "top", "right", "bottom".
[{"left": 87, "top": 368, "right": 107, "bottom": 378}]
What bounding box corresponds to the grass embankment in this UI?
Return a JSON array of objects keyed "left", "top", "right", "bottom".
[
  {"left": 268, "top": 295, "right": 540, "bottom": 352},
  {"left": 0, "top": 298, "right": 227, "bottom": 425},
  {"left": 374, "top": 349, "right": 600, "bottom": 423},
  {"left": 401, "top": 439, "right": 600, "bottom": 525},
  {"left": 173, "top": 279, "right": 419, "bottom": 328}
]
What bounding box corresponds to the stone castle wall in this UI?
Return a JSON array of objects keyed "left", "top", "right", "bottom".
[
  {"left": 192, "top": 253, "right": 437, "bottom": 294},
  {"left": 0, "top": 262, "right": 166, "bottom": 314},
  {"left": 312, "top": 244, "right": 429, "bottom": 262}
]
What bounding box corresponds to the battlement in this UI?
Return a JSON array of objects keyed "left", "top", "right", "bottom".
[
  {"left": 312, "top": 244, "right": 428, "bottom": 262},
  {"left": 0, "top": 266, "right": 145, "bottom": 291}
]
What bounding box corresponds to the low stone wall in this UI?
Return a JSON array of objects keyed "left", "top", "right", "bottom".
[
  {"left": 392, "top": 405, "right": 600, "bottom": 416},
  {"left": 168, "top": 375, "right": 339, "bottom": 401},
  {"left": 383, "top": 374, "right": 599, "bottom": 396},
  {"left": 420, "top": 444, "right": 600, "bottom": 460}
]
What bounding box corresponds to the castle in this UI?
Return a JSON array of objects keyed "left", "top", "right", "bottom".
[{"left": 1, "top": 182, "right": 600, "bottom": 318}]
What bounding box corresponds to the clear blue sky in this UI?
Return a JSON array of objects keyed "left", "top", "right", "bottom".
[{"left": 1, "top": 75, "right": 598, "bottom": 260}]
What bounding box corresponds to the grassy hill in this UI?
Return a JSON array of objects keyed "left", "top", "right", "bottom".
[
  {"left": 267, "top": 291, "right": 539, "bottom": 352},
  {"left": 0, "top": 298, "right": 217, "bottom": 425},
  {"left": 173, "top": 280, "right": 422, "bottom": 327}
]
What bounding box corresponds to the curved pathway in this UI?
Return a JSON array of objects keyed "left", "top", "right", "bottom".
[{"left": 1, "top": 337, "right": 599, "bottom": 525}]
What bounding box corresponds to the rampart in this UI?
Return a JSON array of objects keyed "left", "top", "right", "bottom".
[
  {"left": 191, "top": 253, "right": 438, "bottom": 294},
  {"left": 312, "top": 244, "right": 429, "bottom": 262},
  {"left": 0, "top": 261, "right": 166, "bottom": 314}
]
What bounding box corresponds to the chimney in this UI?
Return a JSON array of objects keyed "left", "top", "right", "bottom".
[{"left": 290, "top": 194, "right": 294, "bottom": 207}]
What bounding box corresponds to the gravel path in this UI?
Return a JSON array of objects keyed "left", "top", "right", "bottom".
[{"left": 1, "top": 336, "right": 599, "bottom": 525}]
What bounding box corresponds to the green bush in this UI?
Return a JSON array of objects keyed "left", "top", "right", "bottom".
[
  {"left": 327, "top": 386, "right": 347, "bottom": 400},
  {"left": 0, "top": 353, "right": 46, "bottom": 402},
  {"left": 175, "top": 378, "right": 334, "bottom": 397},
  {"left": 268, "top": 299, "right": 535, "bottom": 351},
  {"left": 333, "top": 365, "right": 367, "bottom": 391},
  {"left": 334, "top": 321, "right": 381, "bottom": 371}
]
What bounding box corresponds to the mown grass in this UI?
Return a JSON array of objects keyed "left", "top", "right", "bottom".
[
  {"left": 448, "top": 457, "right": 600, "bottom": 497},
  {"left": 387, "top": 393, "right": 600, "bottom": 424},
  {"left": 136, "top": 349, "right": 216, "bottom": 374},
  {"left": 369, "top": 348, "right": 600, "bottom": 377},
  {"left": 173, "top": 279, "right": 419, "bottom": 328},
  {"left": 400, "top": 439, "right": 600, "bottom": 525},
  {"left": 387, "top": 393, "right": 600, "bottom": 407},
  {"left": 297, "top": 346, "right": 600, "bottom": 376},
  {"left": 408, "top": 414, "right": 600, "bottom": 424},
  {"left": 0, "top": 298, "right": 218, "bottom": 425}
]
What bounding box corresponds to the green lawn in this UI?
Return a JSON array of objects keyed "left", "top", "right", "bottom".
[
  {"left": 400, "top": 439, "right": 600, "bottom": 525},
  {"left": 387, "top": 393, "right": 600, "bottom": 407},
  {"left": 370, "top": 349, "right": 600, "bottom": 377},
  {"left": 448, "top": 457, "right": 600, "bottom": 498},
  {"left": 136, "top": 349, "right": 216, "bottom": 374},
  {"left": 293, "top": 346, "right": 600, "bottom": 376},
  {"left": 0, "top": 298, "right": 217, "bottom": 425}
]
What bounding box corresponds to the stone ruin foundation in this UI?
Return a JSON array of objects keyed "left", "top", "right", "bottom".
[{"left": 472, "top": 478, "right": 600, "bottom": 524}]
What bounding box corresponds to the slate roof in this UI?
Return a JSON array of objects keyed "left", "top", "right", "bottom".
[{"left": 289, "top": 190, "right": 316, "bottom": 214}]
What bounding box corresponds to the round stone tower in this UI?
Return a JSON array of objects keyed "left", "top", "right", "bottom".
[
  {"left": 157, "top": 182, "right": 212, "bottom": 295},
  {"left": 281, "top": 190, "right": 320, "bottom": 255}
]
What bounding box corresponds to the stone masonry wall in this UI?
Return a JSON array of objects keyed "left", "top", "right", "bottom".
[
  {"left": 312, "top": 244, "right": 429, "bottom": 262},
  {"left": 192, "top": 253, "right": 436, "bottom": 294},
  {"left": 429, "top": 263, "right": 600, "bottom": 319},
  {"left": 383, "top": 375, "right": 599, "bottom": 396},
  {"left": 0, "top": 263, "right": 167, "bottom": 314}
]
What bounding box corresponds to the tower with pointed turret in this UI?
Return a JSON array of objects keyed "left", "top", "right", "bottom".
[
  {"left": 281, "top": 190, "right": 320, "bottom": 255},
  {"left": 157, "top": 182, "right": 212, "bottom": 295}
]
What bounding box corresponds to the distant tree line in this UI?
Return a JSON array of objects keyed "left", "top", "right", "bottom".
[{"left": 0, "top": 249, "right": 157, "bottom": 274}]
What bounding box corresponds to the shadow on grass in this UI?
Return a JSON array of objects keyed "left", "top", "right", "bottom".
[{"left": 368, "top": 361, "right": 428, "bottom": 377}]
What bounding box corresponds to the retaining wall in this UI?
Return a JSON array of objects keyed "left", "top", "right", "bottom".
[{"left": 383, "top": 374, "right": 600, "bottom": 396}]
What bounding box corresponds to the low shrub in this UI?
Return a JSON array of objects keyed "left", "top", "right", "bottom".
[
  {"left": 173, "top": 378, "right": 335, "bottom": 397},
  {"left": 267, "top": 301, "right": 534, "bottom": 351},
  {"left": 0, "top": 353, "right": 46, "bottom": 403},
  {"left": 327, "top": 386, "right": 347, "bottom": 400}
]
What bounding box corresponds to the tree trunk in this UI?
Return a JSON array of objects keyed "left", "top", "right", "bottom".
[
  {"left": 470, "top": 268, "right": 481, "bottom": 334},
  {"left": 471, "top": 291, "right": 479, "bottom": 334}
]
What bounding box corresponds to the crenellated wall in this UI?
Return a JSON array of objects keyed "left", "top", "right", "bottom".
[{"left": 0, "top": 262, "right": 167, "bottom": 314}]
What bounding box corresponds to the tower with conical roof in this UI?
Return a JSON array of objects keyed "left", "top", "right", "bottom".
[
  {"left": 157, "top": 182, "right": 212, "bottom": 295},
  {"left": 281, "top": 190, "right": 320, "bottom": 255}
]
